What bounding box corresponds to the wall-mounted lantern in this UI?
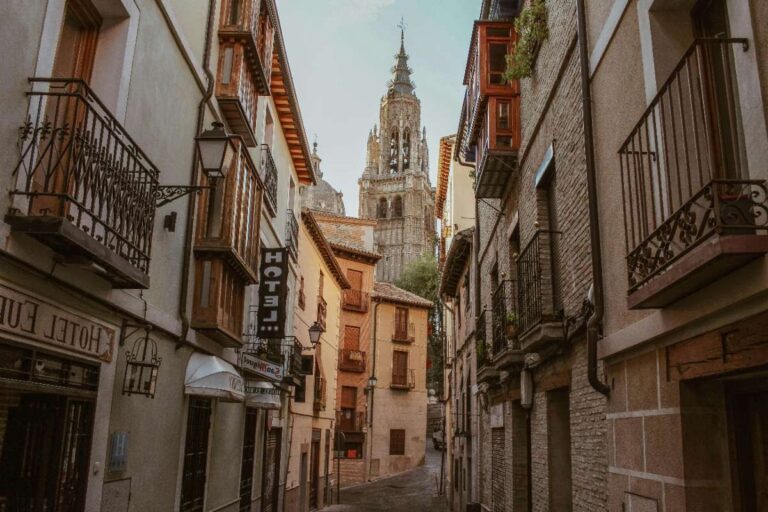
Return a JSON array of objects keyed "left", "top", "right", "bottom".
[
  {"left": 195, "top": 121, "right": 236, "bottom": 182},
  {"left": 121, "top": 322, "right": 161, "bottom": 398},
  {"left": 308, "top": 321, "right": 324, "bottom": 347}
]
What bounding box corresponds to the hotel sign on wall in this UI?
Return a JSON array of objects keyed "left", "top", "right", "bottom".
[
  {"left": 258, "top": 248, "right": 289, "bottom": 338},
  {"left": 0, "top": 282, "right": 116, "bottom": 362}
]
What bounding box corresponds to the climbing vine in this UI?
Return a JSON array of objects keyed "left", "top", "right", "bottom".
[{"left": 504, "top": 0, "right": 549, "bottom": 81}]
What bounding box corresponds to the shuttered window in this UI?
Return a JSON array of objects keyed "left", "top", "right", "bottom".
[
  {"left": 392, "top": 351, "right": 408, "bottom": 387},
  {"left": 341, "top": 386, "right": 357, "bottom": 409},
  {"left": 343, "top": 325, "right": 361, "bottom": 350},
  {"left": 347, "top": 269, "right": 363, "bottom": 290},
  {"left": 389, "top": 429, "right": 405, "bottom": 455},
  {"left": 395, "top": 307, "right": 408, "bottom": 337}
]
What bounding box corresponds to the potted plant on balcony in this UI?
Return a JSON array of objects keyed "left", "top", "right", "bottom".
[
  {"left": 504, "top": 0, "right": 549, "bottom": 81},
  {"left": 505, "top": 311, "right": 519, "bottom": 338}
]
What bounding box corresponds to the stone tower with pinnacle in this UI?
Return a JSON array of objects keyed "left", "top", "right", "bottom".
[{"left": 358, "top": 23, "right": 435, "bottom": 283}]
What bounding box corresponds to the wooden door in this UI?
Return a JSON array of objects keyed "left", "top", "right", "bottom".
[
  {"left": 395, "top": 307, "right": 409, "bottom": 339},
  {"left": 181, "top": 398, "right": 212, "bottom": 512},
  {"left": 53, "top": 0, "right": 100, "bottom": 81}
]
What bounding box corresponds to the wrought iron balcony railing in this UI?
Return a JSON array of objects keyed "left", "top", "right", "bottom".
[
  {"left": 517, "top": 230, "right": 558, "bottom": 335},
  {"left": 391, "top": 369, "right": 416, "bottom": 390},
  {"left": 492, "top": 279, "right": 519, "bottom": 355},
  {"left": 260, "top": 144, "right": 278, "bottom": 216},
  {"left": 618, "top": 38, "right": 768, "bottom": 306},
  {"left": 238, "top": 337, "right": 284, "bottom": 366},
  {"left": 8, "top": 78, "right": 159, "bottom": 289},
  {"left": 286, "top": 209, "right": 299, "bottom": 260},
  {"left": 218, "top": 0, "right": 272, "bottom": 94},
  {"left": 476, "top": 309, "right": 488, "bottom": 367},
  {"left": 342, "top": 290, "right": 369, "bottom": 312},
  {"left": 392, "top": 323, "right": 415, "bottom": 344},
  {"left": 336, "top": 410, "right": 366, "bottom": 432},
  {"left": 339, "top": 348, "right": 366, "bottom": 372}
]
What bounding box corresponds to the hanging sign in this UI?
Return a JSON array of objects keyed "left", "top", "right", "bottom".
[
  {"left": 258, "top": 248, "right": 289, "bottom": 338},
  {"left": 240, "top": 352, "right": 284, "bottom": 381},
  {"left": 0, "top": 282, "right": 115, "bottom": 362}
]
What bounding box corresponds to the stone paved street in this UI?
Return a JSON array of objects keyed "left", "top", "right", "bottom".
[{"left": 321, "top": 445, "right": 447, "bottom": 512}]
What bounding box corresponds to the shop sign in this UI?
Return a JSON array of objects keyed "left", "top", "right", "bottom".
[
  {"left": 0, "top": 282, "right": 115, "bottom": 362},
  {"left": 245, "top": 380, "right": 281, "bottom": 409},
  {"left": 241, "top": 352, "right": 284, "bottom": 381},
  {"left": 257, "top": 248, "right": 289, "bottom": 338}
]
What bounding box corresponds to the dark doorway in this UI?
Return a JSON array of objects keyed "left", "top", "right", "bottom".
[
  {"left": 239, "top": 408, "right": 259, "bottom": 511},
  {"left": 0, "top": 393, "right": 94, "bottom": 512},
  {"left": 728, "top": 381, "right": 768, "bottom": 511},
  {"left": 310, "top": 429, "right": 321, "bottom": 509},
  {"left": 261, "top": 426, "right": 282, "bottom": 512}
]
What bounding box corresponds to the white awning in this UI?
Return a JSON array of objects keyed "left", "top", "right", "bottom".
[
  {"left": 245, "top": 380, "right": 282, "bottom": 410},
  {"left": 185, "top": 353, "right": 244, "bottom": 402}
]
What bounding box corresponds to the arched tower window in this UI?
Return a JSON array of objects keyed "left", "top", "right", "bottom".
[
  {"left": 378, "top": 198, "right": 388, "bottom": 218},
  {"left": 402, "top": 128, "right": 411, "bottom": 170},
  {"left": 392, "top": 196, "right": 403, "bottom": 218},
  {"left": 389, "top": 130, "right": 399, "bottom": 173}
]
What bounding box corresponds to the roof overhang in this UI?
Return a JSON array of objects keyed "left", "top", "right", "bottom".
[
  {"left": 301, "top": 210, "right": 351, "bottom": 289},
  {"left": 439, "top": 228, "right": 474, "bottom": 297}
]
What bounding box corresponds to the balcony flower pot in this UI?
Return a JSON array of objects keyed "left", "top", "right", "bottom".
[{"left": 505, "top": 312, "right": 519, "bottom": 337}]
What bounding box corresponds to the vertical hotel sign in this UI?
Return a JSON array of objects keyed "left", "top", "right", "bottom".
[{"left": 258, "top": 248, "right": 289, "bottom": 338}]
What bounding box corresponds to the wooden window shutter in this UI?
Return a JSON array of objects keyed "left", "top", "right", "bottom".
[
  {"left": 389, "top": 429, "right": 405, "bottom": 455},
  {"left": 343, "top": 326, "right": 361, "bottom": 350},
  {"left": 395, "top": 307, "right": 408, "bottom": 335},
  {"left": 347, "top": 269, "right": 363, "bottom": 290},
  {"left": 341, "top": 386, "right": 357, "bottom": 409},
  {"left": 393, "top": 351, "right": 408, "bottom": 385}
]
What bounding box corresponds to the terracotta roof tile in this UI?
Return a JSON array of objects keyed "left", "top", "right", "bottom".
[{"left": 373, "top": 282, "right": 433, "bottom": 309}]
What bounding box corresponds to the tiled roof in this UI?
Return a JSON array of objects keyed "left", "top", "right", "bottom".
[
  {"left": 329, "top": 243, "right": 381, "bottom": 264},
  {"left": 301, "top": 210, "right": 351, "bottom": 289},
  {"left": 373, "top": 282, "right": 433, "bottom": 309},
  {"left": 435, "top": 135, "right": 455, "bottom": 220},
  {"left": 438, "top": 227, "right": 474, "bottom": 297}
]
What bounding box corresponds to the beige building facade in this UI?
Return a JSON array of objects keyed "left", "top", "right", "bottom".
[{"left": 0, "top": 1, "right": 317, "bottom": 511}]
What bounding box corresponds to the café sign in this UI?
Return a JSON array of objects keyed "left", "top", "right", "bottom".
[
  {"left": 240, "top": 352, "right": 284, "bottom": 382},
  {"left": 257, "top": 248, "right": 289, "bottom": 338},
  {"left": 0, "top": 282, "right": 115, "bottom": 362}
]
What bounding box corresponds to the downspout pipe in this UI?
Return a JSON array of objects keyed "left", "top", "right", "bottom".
[
  {"left": 367, "top": 301, "right": 381, "bottom": 480},
  {"left": 176, "top": 0, "right": 216, "bottom": 349},
  {"left": 577, "top": 0, "right": 610, "bottom": 396}
]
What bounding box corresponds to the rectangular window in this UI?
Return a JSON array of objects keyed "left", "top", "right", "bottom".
[
  {"left": 394, "top": 307, "right": 409, "bottom": 339},
  {"left": 392, "top": 350, "right": 408, "bottom": 387},
  {"left": 294, "top": 376, "right": 306, "bottom": 403},
  {"left": 547, "top": 388, "right": 572, "bottom": 511},
  {"left": 343, "top": 325, "right": 361, "bottom": 350},
  {"left": 488, "top": 42, "right": 508, "bottom": 85},
  {"left": 389, "top": 429, "right": 406, "bottom": 455},
  {"left": 180, "top": 398, "right": 212, "bottom": 512},
  {"left": 341, "top": 386, "right": 357, "bottom": 409}
]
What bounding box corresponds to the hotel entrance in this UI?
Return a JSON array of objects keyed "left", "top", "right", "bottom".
[{"left": 0, "top": 342, "right": 98, "bottom": 512}]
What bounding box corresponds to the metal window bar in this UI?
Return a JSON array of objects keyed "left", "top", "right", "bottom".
[
  {"left": 492, "top": 279, "right": 518, "bottom": 355},
  {"left": 339, "top": 348, "right": 366, "bottom": 372},
  {"left": 476, "top": 309, "right": 488, "bottom": 367},
  {"left": 11, "top": 78, "right": 160, "bottom": 275},
  {"left": 336, "top": 410, "right": 366, "bottom": 432},
  {"left": 260, "top": 144, "right": 277, "bottom": 216},
  {"left": 616, "top": 38, "right": 768, "bottom": 292},
  {"left": 342, "top": 290, "right": 370, "bottom": 312},
  {"left": 517, "top": 230, "right": 558, "bottom": 335},
  {"left": 286, "top": 209, "right": 299, "bottom": 260}
]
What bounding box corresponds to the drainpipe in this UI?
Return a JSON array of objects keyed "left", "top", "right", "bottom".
[
  {"left": 366, "top": 301, "right": 381, "bottom": 480},
  {"left": 176, "top": 0, "right": 216, "bottom": 349},
  {"left": 577, "top": 0, "right": 610, "bottom": 396}
]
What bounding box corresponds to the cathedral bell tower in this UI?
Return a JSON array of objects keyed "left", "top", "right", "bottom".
[{"left": 359, "top": 23, "right": 435, "bottom": 283}]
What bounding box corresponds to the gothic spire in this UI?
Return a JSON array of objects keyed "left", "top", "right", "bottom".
[{"left": 389, "top": 19, "right": 414, "bottom": 96}]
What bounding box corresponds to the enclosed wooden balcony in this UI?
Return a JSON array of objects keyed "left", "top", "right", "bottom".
[
  {"left": 460, "top": 21, "right": 520, "bottom": 198},
  {"left": 517, "top": 230, "right": 563, "bottom": 350},
  {"left": 216, "top": 40, "right": 260, "bottom": 146},
  {"left": 192, "top": 139, "right": 262, "bottom": 347},
  {"left": 218, "top": 0, "right": 273, "bottom": 95},
  {"left": 195, "top": 138, "right": 262, "bottom": 284},
  {"left": 7, "top": 79, "right": 159, "bottom": 289},
  {"left": 339, "top": 348, "right": 366, "bottom": 373},
  {"left": 618, "top": 38, "right": 768, "bottom": 309}
]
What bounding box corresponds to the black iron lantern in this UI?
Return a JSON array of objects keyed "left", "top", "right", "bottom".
[
  {"left": 122, "top": 333, "right": 161, "bottom": 398},
  {"left": 195, "top": 122, "right": 236, "bottom": 181},
  {"left": 308, "top": 321, "right": 324, "bottom": 346}
]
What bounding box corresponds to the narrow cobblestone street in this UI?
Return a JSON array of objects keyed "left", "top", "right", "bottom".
[{"left": 321, "top": 445, "right": 447, "bottom": 512}]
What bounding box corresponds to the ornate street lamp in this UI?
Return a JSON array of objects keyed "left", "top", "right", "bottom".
[
  {"left": 195, "top": 121, "right": 236, "bottom": 182},
  {"left": 308, "top": 321, "right": 324, "bottom": 347}
]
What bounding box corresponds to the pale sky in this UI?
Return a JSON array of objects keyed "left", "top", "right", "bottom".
[{"left": 279, "top": 0, "right": 479, "bottom": 216}]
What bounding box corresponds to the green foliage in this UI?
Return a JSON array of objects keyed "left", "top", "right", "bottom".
[
  {"left": 506, "top": 311, "right": 518, "bottom": 326},
  {"left": 394, "top": 253, "right": 440, "bottom": 304},
  {"left": 395, "top": 253, "right": 444, "bottom": 394},
  {"left": 504, "top": 0, "right": 549, "bottom": 81}
]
